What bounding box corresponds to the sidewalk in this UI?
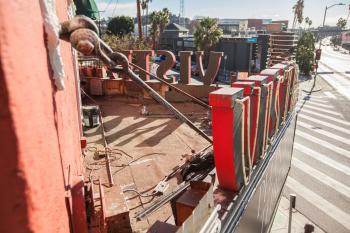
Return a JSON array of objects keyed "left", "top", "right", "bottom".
[{"left": 271, "top": 196, "right": 325, "bottom": 233}]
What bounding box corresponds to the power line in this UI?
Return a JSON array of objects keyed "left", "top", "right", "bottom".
[
  {"left": 111, "top": 0, "right": 119, "bottom": 17},
  {"left": 103, "top": 0, "right": 114, "bottom": 12}
]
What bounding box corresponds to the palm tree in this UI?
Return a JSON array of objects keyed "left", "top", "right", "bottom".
[
  {"left": 194, "top": 17, "right": 223, "bottom": 62},
  {"left": 194, "top": 18, "right": 223, "bottom": 66},
  {"left": 149, "top": 11, "right": 160, "bottom": 49},
  {"left": 308, "top": 20, "right": 312, "bottom": 29},
  {"left": 136, "top": 0, "right": 143, "bottom": 39},
  {"left": 159, "top": 8, "right": 170, "bottom": 33},
  {"left": 141, "top": 0, "right": 152, "bottom": 37},
  {"left": 292, "top": 0, "right": 304, "bottom": 29},
  {"left": 149, "top": 8, "right": 170, "bottom": 49},
  {"left": 337, "top": 17, "right": 347, "bottom": 29},
  {"left": 304, "top": 16, "right": 309, "bottom": 30}
]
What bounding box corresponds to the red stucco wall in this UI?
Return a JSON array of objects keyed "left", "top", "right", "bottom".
[{"left": 0, "top": 1, "right": 86, "bottom": 233}]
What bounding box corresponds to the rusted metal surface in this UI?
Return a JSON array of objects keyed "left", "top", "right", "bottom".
[
  {"left": 179, "top": 51, "right": 193, "bottom": 85},
  {"left": 83, "top": 97, "right": 210, "bottom": 231},
  {"left": 147, "top": 221, "right": 179, "bottom": 233},
  {"left": 221, "top": 113, "right": 297, "bottom": 233},
  {"left": 129, "top": 62, "right": 211, "bottom": 109},
  {"left": 60, "top": 16, "right": 212, "bottom": 143},
  {"left": 195, "top": 51, "right": 224, "bottom": 86},
  {"left": 90, "top": 179, "right": 132, "bottom": 233},
  {"left": 156, "top": 50, "right": 176, "bottom": 83},
  {"left": 175, "top": 181, "right": 215, "bottom": 233},
  {"left": 175, "top": 181, "right": 211, "bottom": 226}
]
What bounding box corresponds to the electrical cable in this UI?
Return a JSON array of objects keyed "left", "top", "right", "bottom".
[
  {"left": 235, "top": 97, "right": 251, "bottom": 185},
  {"left": 111, "top": 0, "right": 119, "bottom": 17},
  {"left": 103, "top": 0, "right": 114, "bottom": 12},
  {"left": 123, "top": 189, "right": 158, "bottom": 198},
  {"left": 111, "top": 152, "right": 166, "bottom": 175},
  {"left": 251, "top": 87, "right": 261, "bottom": 163}
]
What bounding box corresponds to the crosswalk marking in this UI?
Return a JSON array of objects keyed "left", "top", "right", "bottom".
[
  {"left": 300, "top": 97, "right": 328, "bottom": 103},
  {"left": 286, "top": 177, "right": 350, "bottom": 231},
  {"left": 297, "top": 101, "right": 333, "bottom": 109},
  {"left": 292, "top": 158, "right": 350, "bottom": 199},
  {"left": 298, "top": 104, "right": 342, "bottom": 116},
  {"left": 297, "top": 101, "right": 333, "bottom": 110},
  {"left": 301, "top": 95, "right": 327, "bottom": 101},
  {"left": 289, "top": 46, "right": 350, "bottom": 233},
  {"left": 294, "top": 143, "right": 350, "bottom": 176},
  {"left": 296, "top": 131, "right": 350, "bottom": 159},
  {"left": 298, "top": 121, "right": 350, "bottom": 146},
  {"left": 324, "top": 91, "right": 337, "bottom": 99},
  {"left": 298, "top": 114, "right": 350, "bottom": 135},
  {"left": 299, "top": 110, "right": 350, "bottom": 126},
  {"left": 325, "top": 72, "right": 350, "bottom": 87},
  {"left": 319, "top": 71, "right": 350, "bottom": 100}
]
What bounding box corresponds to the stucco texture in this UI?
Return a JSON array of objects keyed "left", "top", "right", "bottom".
[{"left": 0, "top": 1, "right": 85, "bottom": 233}]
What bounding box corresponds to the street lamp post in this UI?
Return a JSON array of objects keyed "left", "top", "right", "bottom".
[
  {"left": 319, "top": 3, "right": 346, "bottom": 49},
  {"left": 312, "top": 2, "right": 346, "bottom": 93}
]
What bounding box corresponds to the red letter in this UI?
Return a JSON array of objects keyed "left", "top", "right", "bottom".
[
  {"left": 133, "top": 50, "right": 154, "bottom": 81},
  {"left": 196, "top": 51, "right": 223, "bottom": 85},
  {"left": 156, "top": 50, "right": 176, "bottom": 83},
  {"left": 179, "top": 51, "right": 192, "bottom": 84}
]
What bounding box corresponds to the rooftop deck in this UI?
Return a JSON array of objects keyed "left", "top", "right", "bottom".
[{"left": 83, "top": 96, "right": 211, "bottom": 232}]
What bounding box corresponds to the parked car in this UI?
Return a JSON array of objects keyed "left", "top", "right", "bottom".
[
  {"left": 191, "top": 65, "right": 200, "bottom": 76},
  {"left": 153, "top": 56, "right": 164, "bottom": 63},
  {"left": 175, "top": 61, "right": 181, "bottom": 70}
]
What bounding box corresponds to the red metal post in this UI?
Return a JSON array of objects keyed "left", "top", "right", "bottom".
[
  {"left": 271, "top": 63, "right": 292, "bottom": 122},
  {"left": 209, "top": 87, "right": 244, "bottom": 191},
  {"left": 238, "top": 76, "right": 272, "bottom": 160},
  {"left": 260, "top": 68, "right": 282, "bottom": 138},
  {"left": 231, "top": 81, "right": 255, "bottom": 167}
]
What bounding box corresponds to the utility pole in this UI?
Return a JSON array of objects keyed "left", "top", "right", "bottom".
[
  {"left": 146, "top": 3, "right": 149, "bottom": 38},
  {"left": 312, "top": 2, "right": 345, "bottom": 93},
  {"left": 179, "top": 0, "right": 185, "bottom": 27},
  {"left": 319, "top": 3, "right": 345, "bottom": 49},
  {"left": 137, "top": 0, "right": 143, "bottom": 40}
]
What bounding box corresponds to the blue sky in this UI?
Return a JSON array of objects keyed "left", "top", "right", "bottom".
[{"left": 96, "top": 0, "right": 350, "bottom": 27}]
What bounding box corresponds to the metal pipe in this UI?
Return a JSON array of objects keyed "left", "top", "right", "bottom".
[
  {"left": 288, "top": 194, "right": 297, "bottom": 233},
  {"left": 81, "top": 88, "right": 114, "bottom": 186},
  {"left": 98, "top": 38, "right": 212, "bottom": 143},
  {"left": 235, "top": 96, "right": 252, "bottom": 185},
  {"left": 98, "top": 108, "right": 114, "bottom": 186},
  {"left": 99, "top": 39, "right": 211, "bottom": 109},
  {"left": 129, "top": 62, "right": 211, "bottom": 109},
  {"left": 252, "top": 87, "right": 261, "bottom": 163},
  {"left": 262, "top": 81, "right": 273, "bottom": 158},
  {"left": 125, "top": 68, "right": 213, "bottom": 143},
  {"left": 274, "top": 78, "right": 281, "bottom": 131},
  {"left": 283, "top": 71, "right": 292, "bottom": 120}
]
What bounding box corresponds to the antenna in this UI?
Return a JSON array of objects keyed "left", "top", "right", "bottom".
[{"left": 179, "top": 0, "right": 185, "bottom": 26}]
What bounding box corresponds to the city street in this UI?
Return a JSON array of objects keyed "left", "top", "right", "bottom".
[{"left": 282, "top": 45, "right": 350, "bottom": 233}]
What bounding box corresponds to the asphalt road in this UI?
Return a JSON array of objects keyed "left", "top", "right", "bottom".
[{"left": 283, "top": 45, "right": 350, "bottom": 233}]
